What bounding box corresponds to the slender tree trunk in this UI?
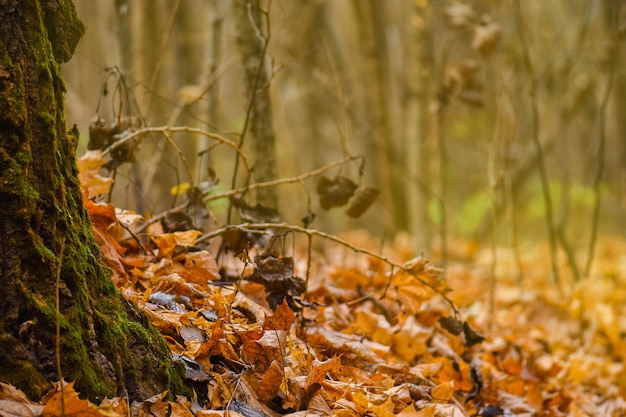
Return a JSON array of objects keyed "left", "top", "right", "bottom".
[
  {"left": 0, "top": 0, "right": 186, "bottom": 401},
  {"left": 232, "top": 0, "right": 278, "bottom": 209}
]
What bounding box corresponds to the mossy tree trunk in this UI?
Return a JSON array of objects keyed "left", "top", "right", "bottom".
[{"left": 0, "top": 0, "right": 187, "bottom": 401}]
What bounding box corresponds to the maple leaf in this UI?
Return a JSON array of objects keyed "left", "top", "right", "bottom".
[{"left": 41, "top": 381, "right": 119, "bottom": 417}]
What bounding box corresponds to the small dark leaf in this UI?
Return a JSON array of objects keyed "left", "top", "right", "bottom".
[
  {"left": 230, "top": 194, "right": 281, "bottom": 223},
  {"left": 89, "top": 115, "right": 141, "bottom": 170},
  {"left": 246, "top": 256, "right": 306, "bottom": 311},
  {"left": 346, "top": 187, "right": 380, "bottom": 218},
  {"left": 162, "top": 211, "right": 194, "bottom": 233},
  {"left": 408, "top": 384, "right": 431, "bottom": 401},
  {"left": 478, "top": 405, "right": 504, "bottom": 417},
  {"left": 463, "top": 322, "right": 486, "bottom": 347},
  {"left": 317, "top": 176, "right": 358, "bottom": 210},
  {"left": 228, "top": 400, "right": 267, "bottom": 417},
  {"left": 221, "top": 229, "right": 252, "bottom": 255},
  {"left": 439, "top": 316, "right": 464, "bottom": 336},
  {"left": 301, "top": 210, "right": 316, "bottom": 228},
  {"left": 466, "top": 360, "right": 483, "bottom": 402},
  {"left": 172, "top": 353, "right": 211, "bottom": 382}
]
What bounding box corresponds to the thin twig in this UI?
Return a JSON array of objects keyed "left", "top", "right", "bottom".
[
  {"left": 584, "top": 3, "right": 621, "bottom": 277},
  {"left": 103, "top": 126, "right": 251, "bottom": 175},
  {"left": 55, "top": 238, "right": 66, "bottom": 417},
  {"left": 160, "top": 129, "right": 194, "bottom": 188},
  {"left": 513, "top": 0, "right": 560, "bottom": 284},
  {"left": 136, "top": 155, "right": 356, "bottom": 233},
  {"left": 146, "top": 0, "right": 182, "bottom": 118}
]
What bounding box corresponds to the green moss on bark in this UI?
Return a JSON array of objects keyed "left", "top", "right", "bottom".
[{"left": 0, "top": 0, "right": 189, "bottom": 402}]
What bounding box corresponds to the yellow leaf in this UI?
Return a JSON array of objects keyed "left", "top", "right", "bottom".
[
  {"left": 170, "top": 182, "right": 191, "bottom": 196},
  {"left": 431, "top": 380, "right": 455, "bottom": 401}
]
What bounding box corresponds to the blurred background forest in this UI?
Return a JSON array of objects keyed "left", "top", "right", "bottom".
[{"left": 63, "top": 0, "right": 625, "bottom": 279}]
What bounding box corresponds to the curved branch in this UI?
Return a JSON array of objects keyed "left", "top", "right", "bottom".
[
  {"left": 136, "top": 155, "right": 357, "bottom": 232},
  {"left": 198, "top": 222, "right": 458, "bottom": 313},
  {"left": 102, "top": 125, "right": 251, "bottom": 175}
]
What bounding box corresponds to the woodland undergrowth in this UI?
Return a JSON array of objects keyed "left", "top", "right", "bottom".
[{"left": 2, "top": 148, "right": 625, "bottom": 417}]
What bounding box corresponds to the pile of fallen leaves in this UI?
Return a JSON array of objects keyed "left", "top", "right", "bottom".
[{"left": 3, "top": 153, "right": 625, "bottom": 417}]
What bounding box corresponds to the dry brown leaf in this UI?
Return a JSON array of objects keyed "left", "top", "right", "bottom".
[
  {"left": 77, "top": 150, "right": 114, "bottom": 197},
  {"left": 153, "top": 230, "right": 203, "bottom": 258},
  {"left": 181, "top": 251, "right": 220, "bottom": 284},
  {"left": 41, "top": 381, "right": 119, "bottom": 417},
  {"left": 254, "top": 360, "right": 285, "bottom": 403},
  {"left": 305, "top": 325, "right": 387, "bottom": 364},
  {"left": 0, "top": 383, "right": 44, "bottom": 417},
  {"left": 264, "top": 300, "right": 296, "bottom": 331},
  {"left": 431, "top": 381, "right": 455, "bottom": 402},
  {"left": 472, "top": 22, "right": 501, "bottom": 55}
]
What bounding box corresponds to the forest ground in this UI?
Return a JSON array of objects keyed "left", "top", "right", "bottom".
[{"left": 2, "top": 157, "right": 625, "bottom": 417}]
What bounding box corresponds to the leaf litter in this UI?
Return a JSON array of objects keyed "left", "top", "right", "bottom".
[{"left": 3, "top": 152, "right": 625, "bottom": 417}]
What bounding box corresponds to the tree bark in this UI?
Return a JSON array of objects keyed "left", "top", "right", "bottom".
[
  {"left": 233, "top": 0, "right": 278, "bottom": 209},
  {"left": 0, "top": 0, "right": 187, "bottom": 401}
]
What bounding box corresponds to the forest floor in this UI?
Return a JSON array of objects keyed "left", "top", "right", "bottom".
[{"left": 2, "top": 157, "right": 625, "bottom": 417}]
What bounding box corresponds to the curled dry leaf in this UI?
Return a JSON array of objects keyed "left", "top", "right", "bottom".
[
  {"left": 152, "top": 230, "right": 203, "bottom": 258},
  {"left": 77, "top": 150, "right": 114, "bottom": 197},
  {"left": 246, "top": 256, "right": 306, "bottom": 311},
  {"left": 445, "top": 2, "right": 475, "bottom": 27},
  {"left": 346, "top": 187, "right": 380, "bottom": 218},
  {"left": 317, "top": 176, "right": 358, "bottom": 210},
  {"left": 472, "top": 22, "right": 501, "bottom": 55}
]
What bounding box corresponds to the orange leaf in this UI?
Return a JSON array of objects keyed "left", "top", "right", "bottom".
[
  {"left": 182, "top": 251, "right": 220, "bottom": 283},
  {"left": 42, "top": 381, "right": 118, "bottom": 417},
  {"left": 255, "top": 360, "right": 285, "bottom": 402},
  {"left": 263, "top": 300, "right": 296, "bottom": 331},
  {"left": 431, "top": 380, "right": 455, "bottom": 401},
  {"left": 153, "top": 230, "right": 202, "bottom": 258}
]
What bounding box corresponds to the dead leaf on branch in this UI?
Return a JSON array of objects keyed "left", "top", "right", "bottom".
[
  {"left": 246, "top": 255, "right": 306, "bottom": 311},
  {"left": 346, "top": 187, "right": 380, "bottom": 218},
  {"left": 88, "top": 114, "right": 141, "bottom": 171},
  {"left": 472, "top": 22, "right": 501, "bottom": 56},
  {"left": 317, "top": 176, "right": 358, "bottom": 210},
  {"left": 230, "top": 194, "right": 281, "bottom": 223}
]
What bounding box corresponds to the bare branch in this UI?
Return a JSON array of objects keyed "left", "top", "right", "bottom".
[
  {"left": 136, "top": 155, "right": 357, "bottom": 232},
  {"left": 103, "top": 125, "right": 251, "bottom": 175}
]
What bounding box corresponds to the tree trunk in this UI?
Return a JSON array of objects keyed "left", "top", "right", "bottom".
[
  {"left": 0, "top": 0, "right": 187, "bottom": 401},
  {"left": 233, "top": 0, "right": 278, "bottom": 209}
]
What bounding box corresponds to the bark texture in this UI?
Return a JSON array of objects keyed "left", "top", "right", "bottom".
[
  {"left": 0, "top": 0, "right": 187, "bottom": 401},
  {"left": 233, "top": 0, "right": 278, "bottom": 208}
]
